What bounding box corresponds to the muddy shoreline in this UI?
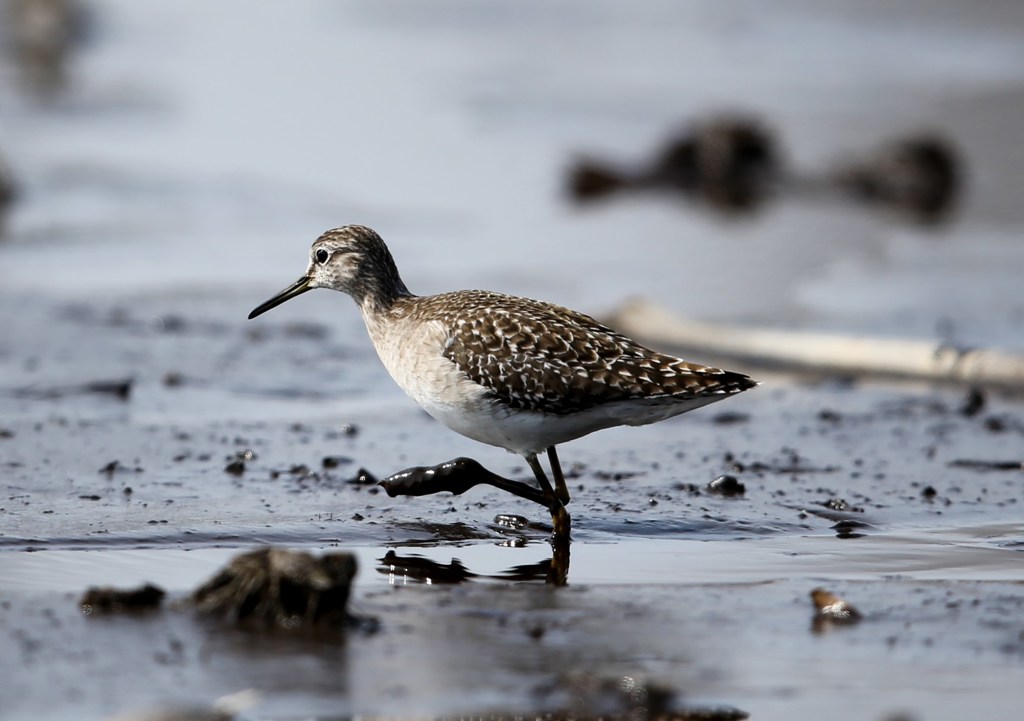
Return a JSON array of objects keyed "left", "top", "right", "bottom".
[
  {"left": 3, "top": 290, "right": 1023, "bottom": 720},
  {"left": 3, "top": 2, "right": 1024, "bottom": 719}
]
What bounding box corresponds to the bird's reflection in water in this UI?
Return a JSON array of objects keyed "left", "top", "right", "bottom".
[
  {"left": 378, "top": 550, "right": 477, "bottom": 585},
  {"left": 378, "top": 537, "right": 571, "bottom": 587}
]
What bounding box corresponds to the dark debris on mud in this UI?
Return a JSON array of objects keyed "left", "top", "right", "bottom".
[
  {"left": 190, "top": 547, "right": 367, "bottom": 631},
  {"left": 80, "top": 583, "right": 166, "bottom": 616}
]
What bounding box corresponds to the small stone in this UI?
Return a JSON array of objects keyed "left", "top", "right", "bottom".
[
  {"left": 706, "top": 475, "right": 745, "bottom": 497},
  {"left": 322, "top": 455, "right": 353, "bottom": 469},
  {"left": 959, "top": 387, "right": 985, "bottom": 417},
  {"left": 494, "top": 514, "right": 530, "bottom": 529},
  {"left": 346, "top": 468, "right": 378, "bottom": 485},
  {"left": 824, "top": 497, "right": 849, "bottom": 511},
  {"left": 810, "top": 587, "right": 862, "bottom": 629}
]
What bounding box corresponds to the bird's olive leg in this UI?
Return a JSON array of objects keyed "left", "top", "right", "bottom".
[
  {"left": 526, "top": 453, "right": 572, "bottom": 540},
  {"left": 547, "top": 534, "right": 571, "bottom": 587},
  {"left": 547, "top": 446, "right": 571, "bottom": 505}
]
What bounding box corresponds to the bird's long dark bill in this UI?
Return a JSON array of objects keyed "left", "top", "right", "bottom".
[{"left": 248, "top": 276, "right": 313, "bottom": 319}]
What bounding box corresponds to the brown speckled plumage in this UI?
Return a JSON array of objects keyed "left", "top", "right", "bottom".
[{"left": 391, "top": 290, "right": 754, "bottom": 416}]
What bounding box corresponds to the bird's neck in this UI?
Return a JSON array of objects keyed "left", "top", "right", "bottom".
[
  {"left": 351, "top": 248, "right": 414, "bottom": 316},
  {"left": 357, "top": 274, "right": 413, "bottom": 319}
]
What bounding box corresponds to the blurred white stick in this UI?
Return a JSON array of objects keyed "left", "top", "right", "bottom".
[{"left": 606, "top": 297, "right": 1024, "bottom": 389}]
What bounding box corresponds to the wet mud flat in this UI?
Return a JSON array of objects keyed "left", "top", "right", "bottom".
[
  {"left": 2, "top": 292, "right": 1023, "bottom": 721},
  {"left": 2, "top": 2, "right": 1024, "bottom": 718}
]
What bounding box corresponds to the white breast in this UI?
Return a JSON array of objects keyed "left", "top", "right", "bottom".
[
  {"left": 360, "top": 308, "right": 712, "bottom": 456},
  {"left": 361, "top": 311, "right": 547, "bottom": 454}
]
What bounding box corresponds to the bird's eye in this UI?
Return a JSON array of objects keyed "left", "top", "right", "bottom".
[{"left": 315, "top": 249, "right": 330, "bottom": 264}]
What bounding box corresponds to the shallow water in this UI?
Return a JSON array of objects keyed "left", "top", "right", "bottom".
[
  {"left": 2, "top": 1, "right": 1024, "bottom": 720},
  {"left": 4, "top": 526, "right": 1023, "bottom": 594}
]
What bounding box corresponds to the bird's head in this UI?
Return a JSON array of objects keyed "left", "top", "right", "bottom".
[{"left": 248, "top": 225, "right": 407, "bottom": 319}]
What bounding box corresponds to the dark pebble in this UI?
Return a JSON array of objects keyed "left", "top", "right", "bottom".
[
  {"left": 322, "top": 455, "right": 353, "bottom": 469},
  {"left": 983, "top": 416, "right": 1007, "bottom": 433},
  {"left": 706, "top": 475, "right": 746, "bottom": 497},
  {"left": 824, "top": 497, "right": 850, "bottom": 511},
  {"left": 347, "top": 468, "right": 379, "bottom": 485},
  {"left": 833, "top": 519, "right": 867, "bottom": 539},
  {"left": 948, "top": 458, "right": 1023, "bottom": 471},
  {"left": 84, "top": 379, "right": 133, "bottom": 400},
  {"left": 959, "top": 387, "right": 985, "bottom": 417},
  {"left": 712, "top": 412, "right": 750, "bottom": 425},
  {"left": 224, "top": 460, "right": 246, "bottom": 475}
]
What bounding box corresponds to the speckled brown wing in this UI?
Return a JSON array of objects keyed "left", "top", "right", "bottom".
[{"left": 414, "top": 290, "right": 755, "bottom": 416}]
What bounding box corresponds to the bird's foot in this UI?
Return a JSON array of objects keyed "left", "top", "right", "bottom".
[
  {"left": 378, "top": 457, "right": 485, "bottom": 497},
  {"left": 378, "top": 457, "right": 549, "bottom": 506},
  {"left": 379, "top": 457, "right": 572, "bottom": 544}
]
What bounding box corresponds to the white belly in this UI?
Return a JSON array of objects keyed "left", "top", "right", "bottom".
[{"left": 363, "top": 312, "right": 712, "bottom": 456}]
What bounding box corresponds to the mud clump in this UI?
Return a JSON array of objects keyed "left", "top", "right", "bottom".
[
  {"left": 567, "top": 114, "right": 779, "bottom": 215},
  {"left": 190, "top": 547, "right": 359, "bottom": 630},
  {"left": 80, "top": 583, "right": 166, "bottom": 615},
  {"left": 567, "top": 114, "right": 963, "bottom": 225},
  {"left": 832, "top": 133, "right": 960, "bottom": 223}
]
